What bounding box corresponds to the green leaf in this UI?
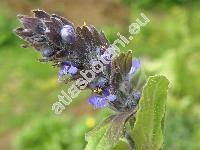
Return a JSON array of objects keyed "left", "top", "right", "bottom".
[
  {"left": 85, "top": 112, "right": 132, "bottom": 150},
  {"left": 132, "top": 75, "right": 169, "bottom": 150}
]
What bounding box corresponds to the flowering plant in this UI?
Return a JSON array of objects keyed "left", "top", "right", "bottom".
[{"left": 15, "top": 10, "right": 169, "bottom": 150}]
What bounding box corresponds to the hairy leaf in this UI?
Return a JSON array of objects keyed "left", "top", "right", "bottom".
[
  {"left": 132, "top": 75, "right": 169, "bottom": 150},
  {"left": 85, "top": 112, "right": 133, "bottom": 150}
]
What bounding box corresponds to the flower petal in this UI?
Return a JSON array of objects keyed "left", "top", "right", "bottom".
[
  {"left": 106, "top": 94, "right": 117, "bottom": 102},
  {"left": 97, "top": 78, "right": 108, "bottom": 88},
  {"left": 68, "top": 66, "right": 78, "bottom": 75},
  {"left": 40, "top": 48, "right": 54, "bottom": 57},
  {"left": 89, "top": 78, "right": 108, "bottom": 89},
  {"left": 62, "top": 65, "right": 70, "bottom": 74},
  {"left": 102, "top": 88, "right": 110, "bottom": 96},
  {"left": 129, "top": 59, "right": 140, "bottom": 75},
  {"left": 88, "top": 96, "right": 107, "bottom": 108}
]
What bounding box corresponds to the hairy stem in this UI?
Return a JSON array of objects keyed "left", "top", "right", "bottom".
[{"left": 125, "top": 132, "right": 135, "bottom": 150}]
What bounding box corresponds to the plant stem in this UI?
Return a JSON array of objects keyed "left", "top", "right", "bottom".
[{"left": 125, "top": 132, "right": 135, "bottom": 150}]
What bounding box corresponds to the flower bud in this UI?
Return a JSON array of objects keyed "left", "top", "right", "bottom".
[
  {"left": 133, "top": 91, "right": 141, "bottom": 102},
  {"left": 60, "top": 25, "right": 75, "bottom": 44},
  {"left": 40, "top": 48, "right": 54, "bottom": 57}
]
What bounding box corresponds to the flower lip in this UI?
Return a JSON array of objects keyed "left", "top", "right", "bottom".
[
  {"left": 100, "top": 52, "right": 112, "bottom": 63},
  {"left": 96, "top": 47, "right": 101, "bottom": 54},
  {"left": 88, "top": 96, "right": 107, "bottom": 108},
  {"left": 88, "top": 88, "right": 117, "bottom": 108},
  {"left": 106, "top": 94, "right": 117, "bottom": 102},
  {"left": 58, "top": 61, "right": 78, "bottom": 81},
  {"left": 68, "top": 66, "right": 78, "bottom": 75},
  {"left": 97, "top": 78, "right": 109, "bottom": 88},
  {"left": 89, "top": 78, "right": 109, "bottom": 89}
]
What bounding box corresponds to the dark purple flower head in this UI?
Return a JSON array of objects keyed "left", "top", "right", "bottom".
[
  {"left": 15, "top": 10, "right": 146, "bottom": 112},
  {"left": 15, "top": 10, "right": 109, "bottom": 71}
]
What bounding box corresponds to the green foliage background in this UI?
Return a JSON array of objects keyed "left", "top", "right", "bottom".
[{"left": 0, "top": 0, "right": 199, "bottom": 149}]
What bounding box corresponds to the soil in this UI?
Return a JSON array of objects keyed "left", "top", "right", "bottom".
[{"left": 4, "top": 0, "right": 129, "bottom": 27}]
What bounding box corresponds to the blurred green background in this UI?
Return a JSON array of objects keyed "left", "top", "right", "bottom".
[{"left": 0, "top": 0, "right": 200, "bottom": 149}]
